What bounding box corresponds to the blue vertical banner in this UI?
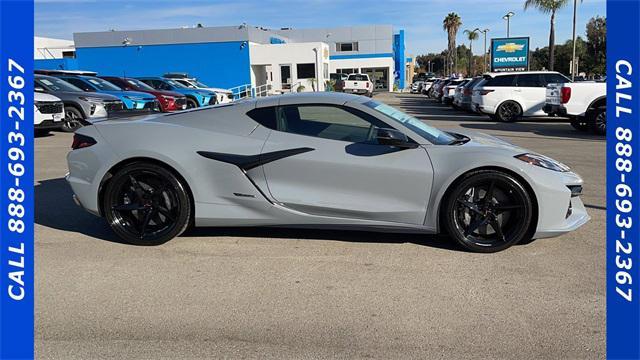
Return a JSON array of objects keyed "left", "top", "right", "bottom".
[
  {"left": 0, "top": 0, "right": 35, "bottom": 359},
  {"left": 607, "top": 0, "right": 640, "bottom": 359}
]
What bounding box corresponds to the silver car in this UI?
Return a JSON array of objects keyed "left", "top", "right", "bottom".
[{"left": 67, "top": 92, "right": 589, "bottom": 252}]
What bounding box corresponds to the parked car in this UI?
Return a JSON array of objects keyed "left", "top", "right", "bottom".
[
  {"left": 421, "top": 79, "right": 436, "bottom": 95},
  {"left": 163, "top": 73, "right": 234, "bottom": 104},
  {"left": 472, "top": 71, "right": 571, "bottom": 122},
  {"left": 68, "top": 92, "right": 589, "bottom": 252},
  {"left": 99, "top": 76, "right": 187, "bottom": 112},
  {"left": 330, "top": 73, "right": 349, "bottom": 92},
  {"left": 442, "top": 78, "right": 468, "bottom": 105},
  {"left": 136, "top": 77, "right": 217, "bottom": 108},
  {"left": 454, "top": 77, "right": 483, "bottom": 112},
  {"left": 45, "top": 72, "right": 159, "bottom": 111},
  {"left": 35, "top": 74, "right": 124, "bottom": 132},
  {"left": 342, "top": 73, "right": 374, "bottom": 97},
  {"left": 544, "top": 81, "right": 606, "bottom": 135},
  {"left": 411, "top": 81, "right": 425, "bottom": 94},
  {"left": 34, "top": 92, "right": 64, "bottom": 136},
  {"left": 426, "top": 79, "right": 443, "bottom": 98}
]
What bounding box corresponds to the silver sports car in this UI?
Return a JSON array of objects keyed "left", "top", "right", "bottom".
[{"left": 66, "top": 92, "right": 589, "bottom": 252}]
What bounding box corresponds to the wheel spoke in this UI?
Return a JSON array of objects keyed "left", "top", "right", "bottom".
[
  {"left": 485, "top": 181, "right": 496, "bottom": 203},
  {"left": 456, "top": 199, "right": 482, "bottom": 214},
  {"left": 465, "top": 216, "right": 487, "bottom": 237},
  {"left": 490, "top": 218, "right": 506, "bottom": 242},
  {"left": 156, "top": 206, "right": 175, "bottom": 221},
  {"left": 112, "top": 203, "right": 145, "bottom": 211},
  {"left": 138, "top": 209, "right": 154, "bottom": 238}
]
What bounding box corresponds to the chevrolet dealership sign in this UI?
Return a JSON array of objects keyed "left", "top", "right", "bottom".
[{"left": 491, "top": 37, "right": 530, "bottom": 72}]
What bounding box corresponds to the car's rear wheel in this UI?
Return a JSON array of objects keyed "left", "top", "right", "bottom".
[
  {"left": 496, "top": 101, "right": 522, "bottom": 122},
  {"left": 588, "top": 106, "right": 606, "bottom": 135},
  {"left": 62, "top": 106, "right": 84, "bottom": 132},
  {"left": 103, "top": 162, "right": 192, "bottom": 245},
  {"left": 443, "top": 170, "right": 533, "bottom": 253},
  {"left": 186, "top": 98, "right": 198, "bottom": 109}
]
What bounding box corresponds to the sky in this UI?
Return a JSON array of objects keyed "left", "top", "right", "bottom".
[{"left": 35, "top": 0, "right": 606, "bottom": 56}]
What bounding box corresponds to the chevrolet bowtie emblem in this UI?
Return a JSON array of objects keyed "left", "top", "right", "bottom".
[{"left": 496, "top": 43, "right": 525, "bottom": 53}]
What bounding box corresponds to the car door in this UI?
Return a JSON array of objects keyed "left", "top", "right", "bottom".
[
  {"left": 516, "top": 74, "right": 546, "bottom": 116},
  {"left": 259, "top": 103, "right": 434, "bottom": 225}
]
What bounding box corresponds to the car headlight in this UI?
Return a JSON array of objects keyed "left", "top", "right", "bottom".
[
  {"left": 79, "top": 96, "right": 106, "bottom": 103},
  {"left": 515, "top": 153, "right": 570, "bottom": 172}
]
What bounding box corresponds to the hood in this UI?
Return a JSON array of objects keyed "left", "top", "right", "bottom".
[
  {"left": 447, "top": 129, "right": 527, "bottom": 153},
  {"left": 50, "top": 91, "right": 121, "bottom": 102},
  {"left": 34, "top": 92, "right": 62, "bottom": 102},
  {"left": 101, "top": 90, "right": 156, "bottom": 100}
]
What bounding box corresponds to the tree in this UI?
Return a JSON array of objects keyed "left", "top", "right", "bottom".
[
  {"left": 586, "top": 16, "right": 606, "bottom": 74},
  {"left": 524, "top": 0, "right": 571, "bottom": 71},
  {"left": 463, "top": 29, "right": 479, "bottom": 75},
  {"left": 443, "top": 12, "right": 462, "bottom": 75}
]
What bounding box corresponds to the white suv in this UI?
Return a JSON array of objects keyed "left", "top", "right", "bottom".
[
  {"left": 472, "top": 71, "right": 570, "bottom": 122},
  {"left": 34, "top": 92, "right": 65, "bottom": 135}
]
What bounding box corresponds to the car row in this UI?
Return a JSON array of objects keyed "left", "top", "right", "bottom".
[
  {"left": 417, "top": 71, "right": 606, "bottom": 135},
  {"left": 34, "top": 69, "right": 234, "bottom": 134}
]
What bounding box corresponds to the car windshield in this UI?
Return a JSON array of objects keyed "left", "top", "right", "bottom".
[
  {"left": 85, "top": 77, "right": 122, "bottom": 91},
  {"left": 192, "top": 80, "right": 209, "bottom": 88},
  {"left": 126, "top": 79, "right": 155, "bottom": 91},
  {"left": 36, "top": 77, "right": 82, "bottom": 92},
  {"left": 165, "top": 79, "right": 188, "bottom": 88},
  {"left": 348, "top": 74, "right": 368, "bottom": 81},
  {"left": 364, "top": 100, "right": 456, "bottom": 145}
]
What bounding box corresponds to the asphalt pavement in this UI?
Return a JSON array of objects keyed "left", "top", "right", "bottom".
[{"left": 35, "top": 92, "right": 605, "bottom": 359}]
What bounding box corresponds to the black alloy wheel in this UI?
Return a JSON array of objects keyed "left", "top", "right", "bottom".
[
  {"left": 62, "top": 106, "right": 84, "bottom": 132},
  {"left": 443, "top": 170, "right": 533, "bottom": 253},
  {"left": 186, "top": 98, "right": 198, "bottom": 109},
  {"left": 496, "top": 101, "right": 522, "bottom": 123},
  {"left": 589, "top": 106, "right": 606, "bottom": 135},
  {"left": 103, "top": 162, "right": 191, "bottom": 245}
]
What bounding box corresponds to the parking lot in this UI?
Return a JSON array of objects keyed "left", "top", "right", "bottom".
[{"left": 35, "top": 92, "right": 605, "bottom": 359}]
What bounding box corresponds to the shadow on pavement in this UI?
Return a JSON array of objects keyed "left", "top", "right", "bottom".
[{"left": 35, "top": 177, "right": 465, "bottom": 251}]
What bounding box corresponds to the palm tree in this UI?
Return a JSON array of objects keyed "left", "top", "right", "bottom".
[
  {"left": 443, "top": 13, "right": 462, "bottom": 75},
  {"left": 463, "top": 29, "right": 479, "bottom": 75},
  {"left": 524, "top": 0, "right": 570, "bottom": 71}
]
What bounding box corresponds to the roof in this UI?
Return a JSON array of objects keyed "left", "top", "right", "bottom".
[{"left": 254, "top": 91, "right": 370, "bottom": 107}]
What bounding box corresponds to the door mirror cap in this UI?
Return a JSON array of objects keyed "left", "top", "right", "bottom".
[{"left": 376, "top": 128, "right": 418, "bottom": 149}]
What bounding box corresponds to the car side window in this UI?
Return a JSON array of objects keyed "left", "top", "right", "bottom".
[
  {"left": 64, "top": 78, "right": 93, "bottom": 91},
  {"left": 278, "top": 105, "right": 387, "bottom": 143},
  {"left": 247, "top": 107, "right": 278, "bottom": 130},
  {"left": 485, "top": 75, "right": 515, "bottom": 87},
  {"left": 516, "top": 74, "right": 543, "bottom": 87},
  {"left": 543, "top": 73, "right": 570, "bottom": 85}
]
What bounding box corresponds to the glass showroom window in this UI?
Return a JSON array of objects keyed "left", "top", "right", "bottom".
[
  {"left": 297, "top": 63, "right": 316, "bottom": 79},
  {"left": 336, "top": 42, "right": 358, "bottom": 52}
]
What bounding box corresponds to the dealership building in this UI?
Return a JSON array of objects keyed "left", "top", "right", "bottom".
[{"left": 35, "top": 24, "right": 409, "bottom": 94}]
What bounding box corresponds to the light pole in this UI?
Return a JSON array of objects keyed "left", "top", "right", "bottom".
[
  {"left": 571, "top": 0, "right": 578, "bottom": 81},
  {"left": 503, "top": 11, "right": 515, "bottom": 38},
  {"left": 474, "top": 28, "right": 490, "bottom": 73}
]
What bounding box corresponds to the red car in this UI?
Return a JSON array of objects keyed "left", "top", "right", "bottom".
[{"left": 99, "top": 76, "right": 187, "bottom": 112}]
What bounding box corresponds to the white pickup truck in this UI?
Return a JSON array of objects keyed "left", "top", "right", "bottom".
[
  {"left": 544, "top": 81, "right": 606, "bottom": 135},
  {"left": 342, "top": 74, "right": 374, "bottom": 97}
]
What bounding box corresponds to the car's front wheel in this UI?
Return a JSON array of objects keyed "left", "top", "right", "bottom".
[
  {"left": 62, "top": 106, "right": 84, "bottom": 132},
  {"left": 443, "top": 170, "right": 534, "bottom": 253},
  {"left": 186, "top": 98, "right": 198, "bottom": 109},
  {"left": 103, "top": 162, "right": 192, "bottom": 245}
]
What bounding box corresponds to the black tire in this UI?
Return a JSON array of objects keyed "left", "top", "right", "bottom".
[
  {"left": 34, "top": 129, "right": 50, "bottom": 137},
  {"left": 442, "top": 170, "right": 534, "bottom": 253},
  {"left": 62, "top": 106, "right": 84, "bottom": 132},
  {"left": 186, "top": 98, "right": 199, "bottom": 109},
  {"left": 570, "top": 118, "right": 589, "bottom": 132},
  {"left": 103, "top": 162, "right": 192, "bottom": 246},
  {"left": 588, "top": 106, "right": 606, "bottom": 135},
  {"left": 496, "top": 101, "right": 522, "bottom": 122}
]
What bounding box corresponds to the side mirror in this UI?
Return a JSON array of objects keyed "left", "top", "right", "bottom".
[
  {"left": 35, "top": 87, "right": 45, "bottom": 92},
  {"left": 376, "top": 128, "right": 418, "bottom": 149}
]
